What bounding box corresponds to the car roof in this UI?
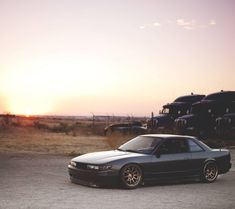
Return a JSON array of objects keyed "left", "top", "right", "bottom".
[{"left": 140, "top": 134, "right": 196, "bottom": 139}]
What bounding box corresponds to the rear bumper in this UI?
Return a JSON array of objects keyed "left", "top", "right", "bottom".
[{"left": 68, "top": 165, "right": 119, "bottom": 187}]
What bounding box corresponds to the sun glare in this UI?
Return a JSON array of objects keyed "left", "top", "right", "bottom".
[
  {"left": 25, "top": 109, "right": 33, "bottom": 117},
  {"left": 1, "top": 58, "right": 116, "bottom": 115},
  {"left": 2, "top": 65, "right": 56, "bottom": 115},
  {"left": 8, "top": 99, "right": 53, "bottom": 116}
]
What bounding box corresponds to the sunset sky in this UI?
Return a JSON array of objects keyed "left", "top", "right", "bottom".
[{"left": 0, "top": 0, "right": 235, "bottom": 116}]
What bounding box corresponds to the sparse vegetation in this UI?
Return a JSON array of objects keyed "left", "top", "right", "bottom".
[
  {"left": 0, "top": 115, "right": 234, "bottom": 156},
  {"left": 106, "top": 133, "right": 139, "bottom": 149},
  {"left": 0, "top": 115, "right": 110, "bottom": 155}
]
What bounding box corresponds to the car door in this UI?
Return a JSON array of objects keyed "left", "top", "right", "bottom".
[
  {"left": 147, "top": 138, "right": 191, "bottom": 180},
  {"left": 186, "top": 138, "right": 207, "bottom": 174}
]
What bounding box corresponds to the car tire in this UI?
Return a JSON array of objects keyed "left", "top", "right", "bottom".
[
  {"left": 201, "top": 161, "right": 218, "bottom": 183},
  {"left": 120, "top": 164, "right": 143, "bottom": 189}
]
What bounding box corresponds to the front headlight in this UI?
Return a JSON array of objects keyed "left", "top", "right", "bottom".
[
  {"left": 70, "top": 161, "right": 76, "bottom": 167},
  {"left": 99, "top": 165, "right": 112, "bottom": 171},
  {"left": 87, "top": 164, "right": 112, "bottom": 171},
  {"left": 87, "top": 164, "right": 99, "bottom": 170}
]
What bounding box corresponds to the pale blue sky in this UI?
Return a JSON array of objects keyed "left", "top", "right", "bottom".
[{"left": 0, "top": 0, "right": 234, "bottom": 116}]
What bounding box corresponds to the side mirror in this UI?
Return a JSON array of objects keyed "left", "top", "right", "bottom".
[
  {"left": 156, "top": 147, "right": 168, "bottom": 157},
  {"left": 156, "top": 152, "right": 161, "bottom": 158}
]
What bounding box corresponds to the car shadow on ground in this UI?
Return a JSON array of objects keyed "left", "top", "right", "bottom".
[
  {"left": 140, "top": 174, "right": 228, "bottom": 189},
  {"left": 67, "top": 177, "right": 209, "bottom": 190},
  {"left": 67, "top": 171, "right": 232, "bottom": 190}
]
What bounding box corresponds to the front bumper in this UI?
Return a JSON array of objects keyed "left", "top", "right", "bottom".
[
  {"left": 68, "top": 165, "right": 119, "bottom": 187},
  {"left": 219, "top": 162, "right": 231, "bottom": 174}
]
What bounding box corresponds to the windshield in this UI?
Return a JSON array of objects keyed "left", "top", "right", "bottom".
[
  {"left": 162, "top": 108, "right": 170, "bottom": 114},
  {"left": 118, "top": 136, "right": 162, "bottom": 154}
]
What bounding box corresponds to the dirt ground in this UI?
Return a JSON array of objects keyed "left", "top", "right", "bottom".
[{"left": 0, "top": 152, "right": 234, "bottom": 209}]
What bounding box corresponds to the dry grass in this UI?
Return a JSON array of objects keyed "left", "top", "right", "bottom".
[
  {"left": 0, "top": 116, "right": 138, "bottom": 156},
  {"left": 1, "top": 115, "right": 234, "bottom": 156},
  {"left": 106, "top": 134, "right": 137, "bottom": 149},
  {"left": 0, "top": 126, "right": 110, "bottom": 156}
]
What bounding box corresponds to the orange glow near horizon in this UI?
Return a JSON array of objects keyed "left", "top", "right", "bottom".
[
  {"left": 1, "top": 56, "right": 235, "bottom": 116},
  {"left": 0, "top": 1, "right": 235, "bottom": 116},
  {"left": 7, "top": 98, "right": 53, "bottom": 116},
  {"left": 2, "top": 62, "right": 59, "bottom": 115},
  {"left": 25, "top": 109, "right": 33, "bottom": 117},
  {"left": 1, "top": 59, "right": 118, "bottom": 116}
]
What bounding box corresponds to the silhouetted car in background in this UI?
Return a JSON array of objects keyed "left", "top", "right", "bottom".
[
  {"left": 175, "top": 91, "right": 235, "bottom": 137},
  {"left": 104, "top": 121, "right": 147, "bottom": 136},
  {"left": 147, "top": 94, "right": 205, "bottom": 130},
  {"left": 68, "top": 134, "right": 231, "bottom": 189}
]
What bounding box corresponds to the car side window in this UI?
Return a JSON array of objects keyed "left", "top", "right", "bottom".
[
  {"left": 158, "top": 138, "right": 188, "bottom": 154},
  {"left": 187, "top": 139, "right": 204, "bottom": 152}
]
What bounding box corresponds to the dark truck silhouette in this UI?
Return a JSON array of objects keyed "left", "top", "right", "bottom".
[
  {"left": 175, "top": 91, "right": 235, "bottom": 137},
  {"left": 147, "top": 94, "right": 205, "bottom": 131},
  {"left": 215, "top": 103, "right": 235, "bottom": 137}
]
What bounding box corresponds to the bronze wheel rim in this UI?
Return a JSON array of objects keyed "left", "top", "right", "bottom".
[
  {"left": 122, "top": 165, "right": 142, "bottom": 187},
  {"left": 204, "top": 163, "right": 218, "bottom": 182}
]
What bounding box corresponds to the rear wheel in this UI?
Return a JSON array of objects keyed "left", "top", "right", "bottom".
[
  {"left": 201, "top": 161, "right": 218, "bottom": 183},
  {"left": 120, "top": 164, "right": 142, "bottom": 189}
]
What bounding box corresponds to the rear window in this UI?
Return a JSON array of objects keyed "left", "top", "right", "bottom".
[{"left": 188, "top": 139, "right": 204, "bottom": 152}]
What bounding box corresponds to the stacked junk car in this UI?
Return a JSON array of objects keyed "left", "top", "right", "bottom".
[
  {"left": 147, "top": 93, "right": 205, "bottom": 132},
  {"left": 174, "top": 91, "right": 235, "bottom": 138},
  {"left": 148, "top": 90, "right": 235, "bottom": 138},
  {"left": 103, "top": 90, "right": 235, "bottom": 138}
]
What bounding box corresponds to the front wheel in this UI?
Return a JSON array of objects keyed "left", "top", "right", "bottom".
[
  {"left": 201, "top": 161, "right": 218, "bottom": 183},
  {"left": 120, "top": 164, "right": 143, "bottom": 189}
]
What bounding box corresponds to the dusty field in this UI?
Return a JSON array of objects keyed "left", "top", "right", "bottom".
[
  {"left": 0, "top": 126, "right": 110, "bottom": 155},
  {"left": 0, "top": 115, "right": 140, "bottom": 155},
  {"left": 0, "top": 115, "right": 234, "bottom": 156}
]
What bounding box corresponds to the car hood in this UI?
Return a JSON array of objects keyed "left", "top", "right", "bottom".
[{"left": 72, "top": 150, "right": 145, "bottom": 164}]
